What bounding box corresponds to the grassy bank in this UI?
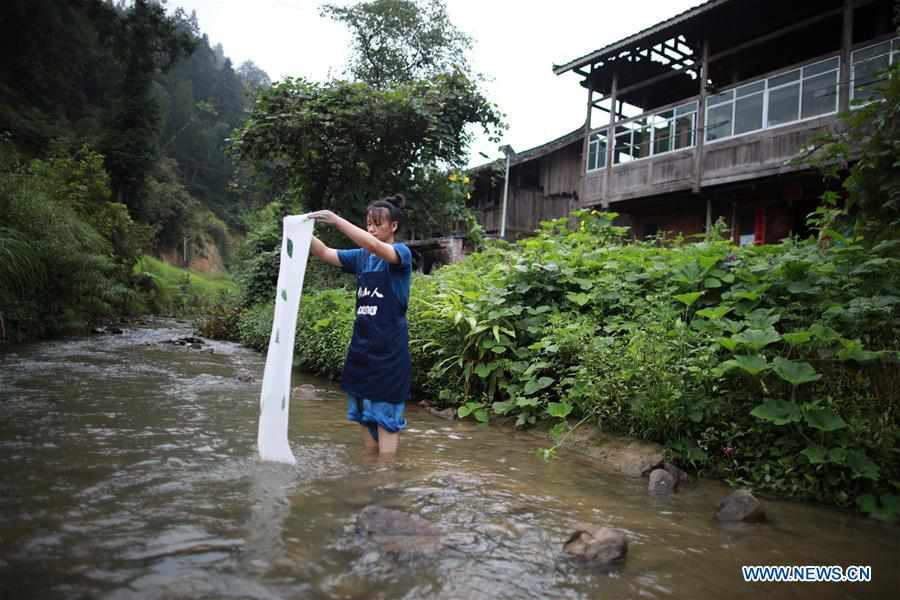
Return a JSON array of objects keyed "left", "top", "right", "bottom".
[{"left": 135, "top": 255, "right": 237, "bottom": 316}]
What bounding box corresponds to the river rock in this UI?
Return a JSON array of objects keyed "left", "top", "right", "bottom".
[
  {"left": 292, "top": 384, "right": 319, "bottom": 400},
  {"left": 559, "top": 429, "right": 664, "bottom": 477},
  {"left": 648, "top": 468, "right": 676, "bottom": 496},
  {"left": 355, "top": 505, "right": 441, "bottom": 555},
  {"left": 427, "top": 406, "right": 456, "bottom": 420},
  {"left": 716, "top": 489, "right": 766, "bottom": 522},
  {"left": 563, "top": 527, "right": 628, "bottom": 565},
  {"left": 642, "top": 461, "right": 690, "bottom": 490}
]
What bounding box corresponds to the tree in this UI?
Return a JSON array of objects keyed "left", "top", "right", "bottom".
[
  {"left": 237, "top": 60, "right": 273, "bottom": 99},
  {"left": 230, "top": 74, "right": 503, "bottom": 238},
  {"left": 321, "top": 0, "right": 473, "bottom": 88},
  {"left": 809, "top": 64, "right": 900, "bottom": 244},
  {"left": 102, "top": 0, "right": 193, "bottom": 217}
]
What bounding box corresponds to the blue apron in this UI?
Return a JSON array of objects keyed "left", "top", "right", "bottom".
[{"left": 340, "top": 267, "right": 411, "bottom": 404}]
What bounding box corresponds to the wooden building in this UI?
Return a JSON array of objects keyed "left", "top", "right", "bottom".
[
  {"left": 469, "top": 129, "right": 583, "bottom": 239},
  {"left": 471, "top": 0, "right": 898, "bottom": 244}
]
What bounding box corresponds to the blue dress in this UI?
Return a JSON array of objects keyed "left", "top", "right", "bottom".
[{"left": 337, "top": 243, "right": 412, "bottom": 404}]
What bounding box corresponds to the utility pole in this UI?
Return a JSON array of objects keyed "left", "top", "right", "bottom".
[{"left": 499, "top": 144, "right": 516, "bottom": 239}]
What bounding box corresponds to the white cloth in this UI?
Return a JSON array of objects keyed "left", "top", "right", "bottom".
[{"left": 257, "top": 215, "right": 314, "bottom": 464}]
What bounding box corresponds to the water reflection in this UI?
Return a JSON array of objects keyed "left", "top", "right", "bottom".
[{"left": 244, "top": 462, "right": 299, "bottom": 572}]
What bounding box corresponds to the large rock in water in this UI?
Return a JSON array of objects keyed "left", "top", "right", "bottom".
[
  {"left": 642, "top": 461, "right": 690, "bottom": 493},
  {"left": 356, "top": 505, "right": 441, "bottom": 555},
  {"left": 716, "top": 489, "right": 767, "bottom": 522},
  {"left": 648, "top": 468, "right": 676, "bottom": 496},
  {"left": 563, "top": 527, "right": 628, "bottom": 565}
]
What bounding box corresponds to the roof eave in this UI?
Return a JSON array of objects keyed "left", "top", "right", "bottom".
[{"left": 552, "top": 0, "right": 730, "bottom": 76}]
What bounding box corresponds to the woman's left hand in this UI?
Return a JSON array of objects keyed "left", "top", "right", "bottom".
[{"left": 306, "top": 210, "right": 340, "bottom": 224}]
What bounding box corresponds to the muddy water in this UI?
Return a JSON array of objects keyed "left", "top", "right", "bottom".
[{"left": 0, "top": 319, "right": 897, "bottom": 599}]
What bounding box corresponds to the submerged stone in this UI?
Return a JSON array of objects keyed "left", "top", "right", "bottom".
[
  {"left": 355, "top": 505, "right": 441, "bottom": 555},
  {"left": 716, "top": 489, "right": 766, "bottom": 522},
  {"left": 563, "top": 527, "right": 628, "bottom": 565},
  {"left": 648, "top": 468, "right": 676, "bottom": 496}
]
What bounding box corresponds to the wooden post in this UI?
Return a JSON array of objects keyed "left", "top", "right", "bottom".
[
  {"left": 580, "top": 62, "right": 595, "bottom": 206},
  {"left": 603, "top": 69, "right": 618, "bottom": 209},
  {"left": 839, "top": 0, "right": 854, "bottom": 113},
  {"left": 694, "top": 36, "right": 709, "bottom": 198}
]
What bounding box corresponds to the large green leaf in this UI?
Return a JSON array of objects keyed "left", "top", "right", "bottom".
[
  {"left": 733, "top": 327, "right": 781, "bottom": 351},
  {"left": 801, "top": 445, "right": 828, "bottom": 464},
  {"left": 803, "top": 407, "right": 848, "bottom": 431},
  {"left": 566, "top": 292, "right": 591, "bottom": 306},
  {"left": 546, "top": 401, "right": 573, "bottom": 418},
  {"left": 673, "top": 291, "right": 704, "bottom": 307},
  {"left": 773, "top": 357, "right": 821, "bottom": 386},
  {"left": 782, "top": 330, "right": 813, "bottom": 346},
  {"left": 696, "top": 305, "right": 733, "bottom": 320},
  {"left": 474, "top": 362, "right": 496, "bottom": 378},
  {"left": 846, "top": 450, "right": 880, "bottom": 480},
  {"left": 523, "top": 376, "right": 554, "bottom": 395},
  {"left": 728, "top": 354, "right": 770, "bottom": 375},
  {"left": 491, "top": 400, "right": 515, "bottom": 415},
  {"left": 751, "top": 399, "right": 802, "bottom": 425}
]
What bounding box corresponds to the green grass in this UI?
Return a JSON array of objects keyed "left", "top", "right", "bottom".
[{"left": 135, "top": 255, "right": 237, "bottom": 315}]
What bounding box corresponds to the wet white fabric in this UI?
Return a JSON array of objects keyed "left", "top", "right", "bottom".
[{"left": 257, "top": 215, "right": 314, "bottom": 464}]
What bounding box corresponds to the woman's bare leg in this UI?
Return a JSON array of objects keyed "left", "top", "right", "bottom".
[
  {"left": 362, "top": 426, "right": 378, "bottom": 452},
  {"left": 377, "top": 427, "right": 399, "bottom": 455}
]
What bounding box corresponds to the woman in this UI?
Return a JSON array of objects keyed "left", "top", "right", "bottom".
[{"left": 307, "top": 195, "right": 411, "bottom": 456}]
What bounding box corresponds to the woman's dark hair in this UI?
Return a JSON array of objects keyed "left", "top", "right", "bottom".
[{"left": 366, "top": 193, "right": 405, "bottom": 228}]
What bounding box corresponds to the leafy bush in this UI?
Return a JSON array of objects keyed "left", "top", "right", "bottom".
[{"left": 0, "top": 142, "right": 140, "bottom": 341}]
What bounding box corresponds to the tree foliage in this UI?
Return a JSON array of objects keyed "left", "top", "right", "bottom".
[
  {"left": 809, "top": 61, "right": 900, "bottom": 243},
  {"left": 230, "top": 74, "right": 502, "bottom": 237},
  {"left": 321, "top": 0, "right": 472, "bottom": 88}
]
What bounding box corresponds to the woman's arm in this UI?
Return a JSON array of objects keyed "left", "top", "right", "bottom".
[
  {"left": 310, "top": 236, "right": 341, "bottom": 267},
  {"left": 307, "top": 210, "right": 400, "bottom": 264}
]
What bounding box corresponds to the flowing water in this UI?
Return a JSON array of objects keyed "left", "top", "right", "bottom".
[{"left": 0, "top": 319, "right": 897, "bottom": 599}]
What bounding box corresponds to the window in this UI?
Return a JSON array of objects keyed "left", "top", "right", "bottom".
[
  {"left": 673, "top": 102, "right": 697, "bottom": 149},
  {"left": 767, "top": 70, "right": 800, "bottom": 127},
  {"left": 587, "top": 131, "right": 607, "bottom": 171},
  {"left": 706, "top": 90, "right": 734, "bottom": 141},
  {"left": 607, "top": 101, "right": 697, "bottom": 166},
  {"left": 614, "top": 119, "right": 651, "bottom": 164},
  {"left": 801, "top": 57, "right": 839, "bottom": 118},
  {"left": 705, "top": 56, "right": 841, "bottom": 143},
  {"left": 734, "top": 81, "right": 764, "bottom": 135},
  {"left": 852, "top": 38, "right": 898, "bottom": 103}
]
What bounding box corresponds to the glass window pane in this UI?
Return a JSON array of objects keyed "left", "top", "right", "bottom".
[
  {"left": 653, "top": 119, "right": 672, "bottom": 155},
  {"left": 803, "top": 57, "right": 840, "bottom": 77},
  {"left": 853, "top": 55, "right": 890, "bottom": 102},
  {"left": 802, "top": 71, "right": 838, "bottom": 118},
  {"left": 736, "top": 81, "right": 765, "bottom": 97},
  {"left": 767, "top": 83, "right": 800, "bottom": 126},
  {"left": 675, "top": 101, "right": 698, "bottom": 115},
  {"left": 769, "top": 70, "right": 800, "bottom": 88},
  {"left": 674, "top": 114, "right": 694, "bottom": 149},
  {"left": 734, "top": 93, "right": 764, "bottom": 134},
  {"left": 614, "top": 132, "right": 633, "bottom": 164},
  {"left": 853, "top": 41, "right": 891, "bottom": 62},
  {"left": 633, "top": 127, "right": 651, "bottom": 159},
  {"left": 706, "top": 103, "right": 733, "bottom": 141},
  {"left": 708, "top": 90, "right": 734, "bottom": 106}
]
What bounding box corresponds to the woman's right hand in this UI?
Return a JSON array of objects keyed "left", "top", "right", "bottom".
[{"left": 307, "top": 210, "right": 340, "bottom": 225}]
